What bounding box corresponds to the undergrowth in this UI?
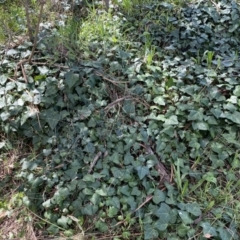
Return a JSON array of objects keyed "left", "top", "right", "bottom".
[{"left": 0, "top": 0, "right": 240, "bottom": 239}]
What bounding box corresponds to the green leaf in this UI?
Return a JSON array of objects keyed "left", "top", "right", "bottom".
[
  {"left": 192, "top": 121, "right": 209, "bottom": 130},
  {"left": 144, "top": 226, "right": 159, "bottom": 239},
  {"left": 78, "top": 107, "right": 92, "bottom": 120},
  {"left": 154, "top": 218, "right": 168, "bottom": 231},
  {"left": 57, "top": 216, "right": 72, "bottom": 228},
  {"left": 153, "top": 96, "right": 165, "bottom": 106},
  {"left": 203, "top": 172, "right": 217, "bottom": 184},
  {"left": 82, "top": 204, "right": 97, "bottom": 215},
  {"left": 123, "top": 100, "right": 135, "bottom": 115},
  {"left": 90, "top": 193, "right": 100, "bottom": 206},
  {"left": 119, "top": 185, "right": 130, "bottom": 196},
  {"left": 43, "top": 148, "right": 52, "bottom": 157},
  {"left": 65, "top": 71, "right": 80, "bottom": 89},
  {"left": 111, "top": 152, "right": 121, "bottom": 165},
  {"left": 95, "top": 220, "right": 108, "bottom": 232},
  {"left": 83, "top": 174, "right": 95, "bottom": 182},
  {"left": 177, "top": 224, "right": 190, "bottom": 237},
  {"left": 37, "top": 66, "right": 49, "bottom": 75},
  {"left": 188, "top": 110, "right": 204, "bottom": 121},
  {"left": 224, "top": 111, "right": 240, "bottom": 124},
  {"left": 41, "top": 109, "right": 61, "bottom": 130},
  {"left": 84, "top": 142, "right": 95, "bottom": 154},
  {"left": 186, "top": 203, "right": 202, "bottom": 216},
  {"left": 200, "top": 222, "right": 217, "bottom": 236},
  {"left": 0, "top": 74, "right": 8, "bottom": 85},
  {"left": 233, "top": 86, "right": 240, "bottom": 96},
  {"left": 109, "top": 197, "right": 120, "bottom": 209},
  {"left": 129, "top": 186, "right": 140, "bottom": 196},
  {"left": 231, "top": 151, "right": 240, "bottom": 169},
  {"left": 124, "top": 152, "right": 134, "bottom": 165},
  {"left": 136, "top": 166, "right": 149, "bottom": 180},
  {"left": 111, "top": 167, "right": 124, "bottom": 179},
  {"left": 42, "top": 199, "right": 51, "bottom": 208},
  {"left": 110, "top": 61, "right": 122, "bottom": 71},
  {"left": 155, "top": 203, "right": 171, "bottom": 221},
  {"left": 153, "top": 189, "right": 166, "bottom": 204},
  {"left": 47, "top": 225, "right": 59, "bottom": 235},
  {"left": 178, "top": 211, "right": 193, "bottom": 224},
  {"left": 166, "top": 77, "right": 174, "bottom": 89},
  {"left": 95, "top": 189, "right": 107, "bottom": 196},
  {"left": 164, "top": 115, "right": 178, "bottom": 125},
  {"left": 0, "top": 112, "right": 10, "bottom": 121},
  {"left": 218, "top": 227, "right": 233, "bottom": 240},
  {"left": 107, "top": 206, "right": 118, "bottom": 218}
]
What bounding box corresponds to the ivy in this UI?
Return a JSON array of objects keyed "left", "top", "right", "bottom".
[{"left": 1, "top": 0, "right": 240, "bottom": 239}]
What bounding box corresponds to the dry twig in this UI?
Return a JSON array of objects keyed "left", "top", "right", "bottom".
[{"left": 88, "top": 151, "right": 102, "bottom": 174}]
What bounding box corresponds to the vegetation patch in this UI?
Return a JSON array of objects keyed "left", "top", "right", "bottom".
[{"left": 0, "top": 0, "right": 240, "bottom": 239}]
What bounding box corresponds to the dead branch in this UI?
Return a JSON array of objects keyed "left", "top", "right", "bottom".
[
  {"left": 88, "top": 151, "right": 102, "bottom": 174},
  {"left": 28, "top": 0, "right": 46, "bottom": 63}
]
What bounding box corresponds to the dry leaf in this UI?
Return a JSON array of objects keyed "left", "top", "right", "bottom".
[{"left": 204, "top": 233, "right": 212, "bottom": 238}]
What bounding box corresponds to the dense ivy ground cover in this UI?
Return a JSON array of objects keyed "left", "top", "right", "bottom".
[{"left": 0, "top": 0, "right": 240, "bottom": 239}]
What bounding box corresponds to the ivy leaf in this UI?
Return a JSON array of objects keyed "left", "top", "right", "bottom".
[
  {"left": 95, "top": 220, "right": 108, "bottom": 232},
  {"left": 155, "top": 203, "right": 171, "bottom": 221},
  {"left": 153, "top": 96, "right": 165, "bottom": 106},
  {"left": 233, "top": 86, "right": 240, "bottom": 96},
  {"left": 65, "top": 71, "right": 80, "bottom": 89},
  {"left": 188, "top": 110, "right": 204, "bottom": 121},
  {"left": 41, "top": 109, "right": 61, "bottom": 130},
  {"left": 153, "top": 189, "right": 166, "bottom": 204},
  {"left": 136, "top": 166, "right": 149, "bottom": 180},
  {"left": 164, "top": 115, "right": 178, "bottom": 125},
  {"left": 95, "top": 189, "right": 107, "bottom": 196},
  {"left": 0, "top": 74, "right": 8, "bottom": 85},
  {"left": 131, "top": 186, "right": 141, "bottom": 196},
  {"left": 124, "top": 152, "right": 134, "bottom": 165},
  {"left": 178, "top": 211, "right": 193, "bottom": 224},
  {"left": 218, "top": 227, "right": 233, "bottom": 240},
  {"left": 144, "top": 226, "right": 158, "bottom": 239},
  {"left": 38, "top": 66, "right": 49, "bottom": 75},
  {"left": 57, "top": 216, "right": 72, "bottom": 228},
  {"left": 186, "top": 202, "right": 202, "bottom": 216},
  {"left": 43, "top": 149, "right": 52, "bottom": 157},
  {"left": 123, "top": 100, "right": 135, "bottom": 115},
  {"left": 0, "top": 111, "right": 10, "bottom": 121},
  {"left": 192, "top": 121, "right": 209, "bottom": 130},
  {"left": 165, "top": 77, "right": 174, "bottom": 89},
  {"left": 177, "top": 224, "right": 190, "bottom": 237},
  {"left": 47, "top": 225, "right": 59, "bottom": 235},
  {"left": 107, "top": 206, "right": 118, "bottom": 218},
  {"left": 224, "top": 111, "right": 240, "bottom": 124},
  {"left": 82, "top": 204, "right": 97, "bottom": 215},
  {"left": 111, "top": 167, "right": 124, "bottom": 179},
  {"left": 154, "top": 218, "right": 168, "bottom": 231},
  {"left": 200, "top": 222, "right": 217, "bottom": 236},
  {"left": 109, "top": 197, "right": 120, "bottom": 209},
  {"left": 78, "top": 107, "right": 92, "bottom": 120}
]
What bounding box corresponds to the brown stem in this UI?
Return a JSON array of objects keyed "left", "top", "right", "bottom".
[
  {"left": 28, "top": 0, "right": 46, "bottom": 63},
  {"left": 22, "top": 0, "right": 33, "bottom": 41}
]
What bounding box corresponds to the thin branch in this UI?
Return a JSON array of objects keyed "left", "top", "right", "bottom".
[
  {"left": 104, "top": 95, "right": 132, "bottom": 111},
  {"left": 22, "top": 0, "right": 33, "bottom": 41},
  {"left": 132, "top": 195, "right": 153, "bottom": 213},
  {"left": 95, "top": 71, "right": 128, "bottom": 84},
  {"left": 88, "top": 151, "right": 102, "bottom": 174},
  {"left": 20, "top": 63, "right": 28, "bottom": 83},
  {"left": 28, "top": 0, "right": 46, "bottom": 63}
]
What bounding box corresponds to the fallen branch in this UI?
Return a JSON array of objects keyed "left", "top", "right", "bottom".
[
  {"left": 111, "top": 195, "right": 153, "bottom": 228},
  {"left": 88, "top": 151, "right": 102, "bottom": 174},
  {"left": 104, "top": 95, "right": 132, "bottom": 111}
]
